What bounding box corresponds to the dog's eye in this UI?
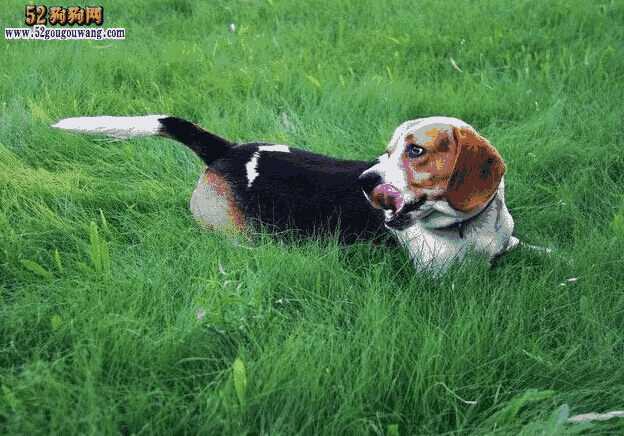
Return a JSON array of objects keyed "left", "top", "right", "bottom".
[{"left": 406, "top": 143, "right": 425, "bottom": 158}]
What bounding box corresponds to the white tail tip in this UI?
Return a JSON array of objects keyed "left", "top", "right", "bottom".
[{"left": 52, "top": 115, "right": 169, "bottom": 139}]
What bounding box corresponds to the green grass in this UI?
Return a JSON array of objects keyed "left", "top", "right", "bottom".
[{"left": 2, "top": 0, "right": 624, "bottom": 434}]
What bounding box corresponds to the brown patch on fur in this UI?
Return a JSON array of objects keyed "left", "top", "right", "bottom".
[
  {"left": 445, "top": 127, "right": 505, "bottom": 212},
  {"left": 202, "top": 169, "right": 246, "bottom": 230}
]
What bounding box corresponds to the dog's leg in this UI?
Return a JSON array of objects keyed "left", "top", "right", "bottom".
[
  {"left": 518, "top": 241, "right": 553, "bottom": 254},
  {"left": 490, "top": 236, "right": 555, "bottom": 268},
  {"left": 501, "top": 237, "right": 553, "bottom": 255},
  {"left": 52, "top": 115, "right": 232, "bottom": 165}
]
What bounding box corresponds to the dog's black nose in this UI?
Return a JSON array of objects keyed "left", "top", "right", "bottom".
[{"left": 358, "top": 172, "right": 382, "bottom": 194}]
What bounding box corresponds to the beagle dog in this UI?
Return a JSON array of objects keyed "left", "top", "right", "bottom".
[{"left": 52, "top": 115, "right": 518, "bottom": 273}]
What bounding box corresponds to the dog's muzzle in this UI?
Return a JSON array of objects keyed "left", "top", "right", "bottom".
[
  {"left": 358, "top": 173, "right": 424, "bottom": 230},
  {"left": 371, "top": 183, "right": 404, "bottom": 212},
  {"left": 358, "top": 173, "right": 402, "bottom": 211}
]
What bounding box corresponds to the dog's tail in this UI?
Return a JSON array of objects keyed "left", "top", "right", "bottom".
[{"left": 52, "top": 115, "right": 232, "bottom": 165}]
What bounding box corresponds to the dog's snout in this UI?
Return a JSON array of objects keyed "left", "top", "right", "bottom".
[{"left": 358, "top": 172, "right": 382, "bottom": 194}]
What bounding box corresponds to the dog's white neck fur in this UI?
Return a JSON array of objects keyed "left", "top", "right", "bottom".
[{"left": 392, "top": 178, "right": 517, "bottom": 274}]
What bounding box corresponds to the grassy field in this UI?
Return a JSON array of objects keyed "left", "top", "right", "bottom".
[{"left": 2, "top": 0, "right": 624, "bottom": 434}]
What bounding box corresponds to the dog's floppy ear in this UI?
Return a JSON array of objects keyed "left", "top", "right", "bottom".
[{"left": 445, "top": 127, "right": 505, "bottom": 212}]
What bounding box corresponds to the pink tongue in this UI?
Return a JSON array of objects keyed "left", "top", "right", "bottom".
[{"left": 371, "top": 183, "right": 405, "bottom": 212}]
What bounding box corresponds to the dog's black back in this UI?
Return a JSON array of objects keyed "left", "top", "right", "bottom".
[{"left": 211, "top": 143, "right": 386, "bottom": 242}]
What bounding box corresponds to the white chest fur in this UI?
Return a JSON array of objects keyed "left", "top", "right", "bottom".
[{"left": 392, "top": 183, "right": 518, "bottom": 274}]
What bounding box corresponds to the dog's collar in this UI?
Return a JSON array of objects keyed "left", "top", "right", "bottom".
[{"left": 435, "top": 192, "right": 499, "bottom": 238}]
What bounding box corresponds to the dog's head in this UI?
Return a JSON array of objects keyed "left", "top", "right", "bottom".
[{"left": 359, "top": 117, "right": 505, "bottom": 230}]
